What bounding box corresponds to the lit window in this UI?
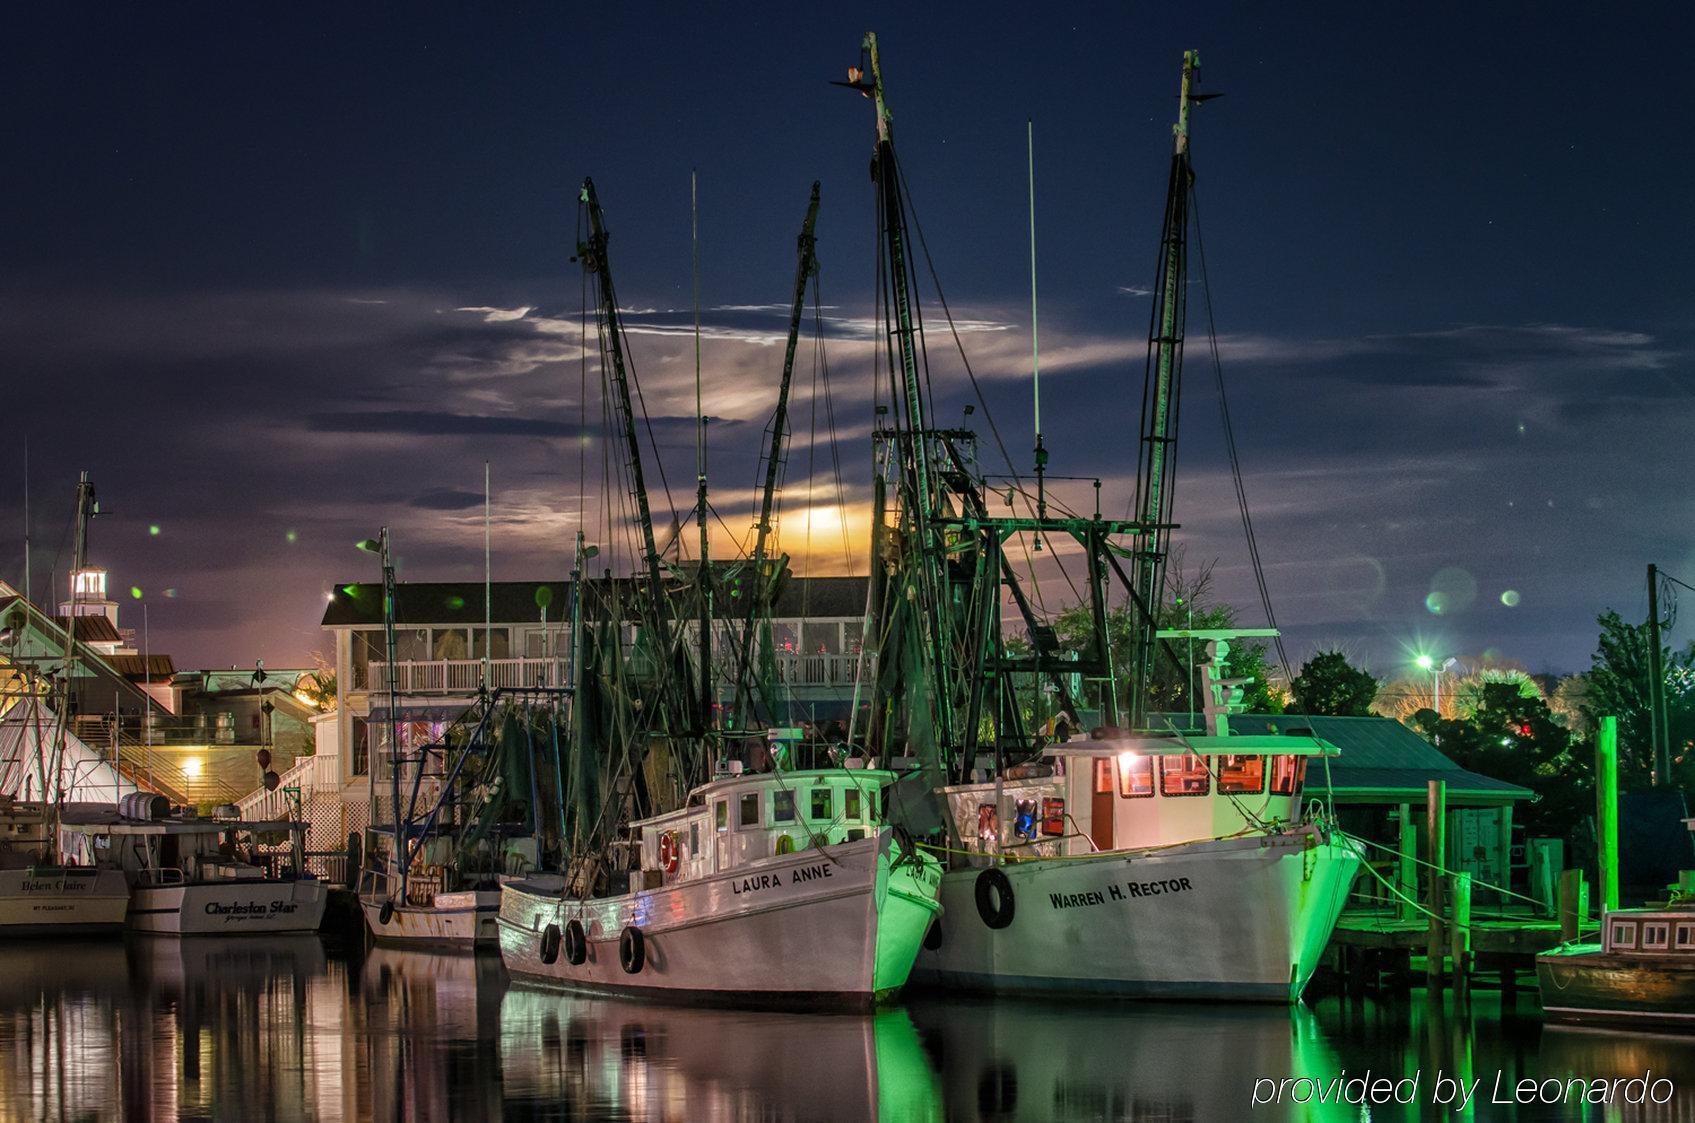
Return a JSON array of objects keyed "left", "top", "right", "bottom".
[
  {"left": 844, "top": 789, "right": 862, "bottom": 821},
  {"left": 810, "top": 788, "right": 834, "bottom": 821},
  {"left": 772, "top": 790, "right": 796, "bottom": 823},
  {"left": 1218, "top": 755, "right": 1265, "bottom": 794},
  {"left": 738, "top": 793, "right": 761, "bottom": 829},
  {"left": 1040, "top": 798, "right": 1066, "bottom": 836},
  {"left": 1093, "top": 758, "right": 1113, "bottom": 795},
  {"left": 1160, "top": 753, "right": 1210, "bottom": 797},
  {"left": 1117, "top": 752, "right": 1154, "bottom": 798},
  {"left": 1270, "top": 755, "right": 1308, "bottom": 796},
  {"left": 714, "top": 801, "right": 728, "bottom": 833},
  {"left": 977, "top": 803, "right": 999, "bottom": 845}
]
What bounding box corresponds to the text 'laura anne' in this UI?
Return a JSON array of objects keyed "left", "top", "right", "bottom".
[{"left": 731, "top": 863, "right": 834, "bottom": 895}]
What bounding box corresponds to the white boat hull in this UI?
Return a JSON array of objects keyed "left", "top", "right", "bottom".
[
  {"left": 0, "top": 866, "right": 129, "bottom": 935},
  {"left": 499, "top": 832, "right": 941, "bottom": 1007},
  {"left": 362, "top": 889, "right": 502, "bottom": 947},
  {"left": 912, "top": 826, "right": 1360, "bottom": 1002},
  {"left": 128, "top": 878, "right": 329, "bottom": 935}
]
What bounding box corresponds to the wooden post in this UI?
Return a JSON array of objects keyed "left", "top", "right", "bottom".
[
  {"left": 1450, "top": 872, "right": 1471, "bottom": 991},
  {"left": 1396, "top": 803, "right": 1417, "bottom": 921},
  {"left": 1597, "top": 715, "right": 1620, "bottom": 913},
  {"left": 1426, "top": 779, "right": 1447, "bottom": 986},
  {"left": 1558, "top": 869, "right": 1587, "bottom": 942}
]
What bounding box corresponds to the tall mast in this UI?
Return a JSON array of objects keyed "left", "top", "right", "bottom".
[
  {"left": 692, "top": 171, "right": 713, "bottom": 731},
  {"left": 1029, "top": 120, "right": 1048, "bottom": 552},
  {"left": 1128, "top": 50, "right": 1200, "bottom": 728},
  {"left": 733, "top": 182, "right": 821, "bottom": 727}
]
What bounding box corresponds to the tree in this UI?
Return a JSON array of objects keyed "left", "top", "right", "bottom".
[
  {"left": 1290, "top": 651, "right": 1378, "bottom": 717},
  {"left": 1584, "top": 610, "right": 1695, "bottom": 788}
]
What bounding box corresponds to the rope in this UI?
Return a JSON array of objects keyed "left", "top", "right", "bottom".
[{"left": 1337, "top": 828, "right": 1551, "bottom": 911}]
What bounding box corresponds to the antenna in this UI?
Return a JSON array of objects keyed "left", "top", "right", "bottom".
[
  {"left": 483, "top": 461, "right": 491, "bottom": 688},
  {"left": 1028, "top": 118, "right": 1048, "bottom": 552}
]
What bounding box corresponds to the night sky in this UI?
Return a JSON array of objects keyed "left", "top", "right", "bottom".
[{"left": 3, "top": 5, "right": 1691, "bottom": 677}]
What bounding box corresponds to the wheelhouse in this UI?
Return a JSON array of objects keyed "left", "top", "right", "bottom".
[
  {"left": 941, "top": 733, "right": 1338, "bottom": 858},
  {"left": 58, "top": 809, "right": 310, "bottom": 885},
  {"left": 633, "top": 767, "right": 892, "bottom": 887},
  {"left": 1603, "top": 909, "right": 1695, "bottom": 955}
]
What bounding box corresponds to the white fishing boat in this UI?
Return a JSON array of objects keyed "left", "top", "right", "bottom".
[
  {"left": 59, "top": 798, "right": 327, "bottom": 935},
  {"left": 499, "top": 765, "right": 942, "bottom": 1007},
  {"left": 358, "top": 824, "right": 508, "bottom": 947},
  {"left": 0, "top": 798, "right": 130, "bottom": 935}
]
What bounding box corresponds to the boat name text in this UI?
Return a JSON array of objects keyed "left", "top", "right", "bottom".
[
  {"left": 730, "top": 863, "right": 833, "bottom": 895},
  {"left": 1048, "top": 877, "right": 1192, "bottom": 910}
]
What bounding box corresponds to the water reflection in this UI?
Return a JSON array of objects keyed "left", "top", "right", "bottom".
[{"left": 1, "top": 939, "right": 1694, "bottom": 1121}]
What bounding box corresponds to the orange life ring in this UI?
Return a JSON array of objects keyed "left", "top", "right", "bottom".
[{"left": 659, "top": 831, "right": 680, "bottom": 874}]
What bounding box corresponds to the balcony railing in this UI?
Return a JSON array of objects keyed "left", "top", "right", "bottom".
[
  {"left": 364, "top": 652, "right": 871, "bottom": 696},
  {"left": 774, "top": 653, "right": 865, "bottom": 687}
]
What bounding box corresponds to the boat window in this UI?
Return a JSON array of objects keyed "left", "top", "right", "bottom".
[
  {"left": 772, "top": 790, "right": 796, "bottom": 824},
  {"left": 1093, "top": 758, "right": 1113, "bottom": 794},
  {"left": 1643, "top": 923, "right": 1670, "bottom": 949},
  {"left": 1218, "top": 755, "right": 1265, "bottom": 794},
  {"left": 976, "top": 803, "right": 999, "bottom": 846},
  {"left": 1116, "top": 753, "right": 1154, "bottom": 798},
  {"left": 810, "top": 787, "right": 834, "bottom": 821},
  {"left": 1678, "top": 923, "right": 1695, "bottom": 949},
  {"left": 691, "top": 822, "right": 701, "bottom": 855},
  {"left": 844, "top": 789, "right": 862, "bottom": 821},
  {"left": 1160, "top": 753, "right": 1210, "bottom": 797},
  {"left": 714, "top": 801, "right": 728, "bottom": 833},
  {"left": 1270, "top": 755, "right": 1308, "bottom": 796},
  {"left": 738, "top": 793, "right": 761, "bottom": 829},
  {"left": 867, "top": 788, "right": 881, "bottom": 821},
  {"left": 1612, "top": 923, "right": 1636, "bottom": 949},
  {"left": 1040, "top": 797, "right": 1066, "bottom": 836}
]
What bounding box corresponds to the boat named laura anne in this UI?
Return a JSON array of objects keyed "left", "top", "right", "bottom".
[
  {"left": 0, "top": 797, "right": 129, "bottom": 935},
  {"left": 59, "top": 796, "right": 327, "bottom": 935},
  {"left": 500, "top": 764, "right": 941, "bottom": 1006},
  {"left": 1538, "top": 904, "right": 1695, "bottom": 1029}
]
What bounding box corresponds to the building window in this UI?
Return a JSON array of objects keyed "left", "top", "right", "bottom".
[
  {"left": 714, "top": 801, "right": 728, "bottom": 833},
  {"left": 395, "top": 628, "right": 429, "bottom": 663},
  {"left": 772, "top": 790, "right": 796, "bottom": 823},
  {"left": 1270, "top": 755, "right": 1308, "bottom": 796},
  {"left": 844, "top": 789, "right": 862, "bottom": 821},
  {"left": 1161, "top": 753, "right": 1210, "bottom": 796},
  {"left": 738, "top": 793, "right": 760, "bottom": 829},
  {"left": 1218, "top": 755, "right": 1265, "bottom": 794},
  {"left": 1677, "top": 924, "right": 1695, "bottom": 949},
  {"left": 472, "top": 628, "right": 512, "bottom": 660},
  {"left": 432, "top": 628, "right": 469, "bottom": 660},
  {"left": 1117, "top": 753, "right": 1154, "bottom": 798},
  {"left": 809, "top": 787, "right": 834, "bottom": 821},
  {"left": 351, "top": 716, "right": 370, "bottom": 776},
  {"left": 1612, "top": 923, "right": 1636, "bottom": 949}
]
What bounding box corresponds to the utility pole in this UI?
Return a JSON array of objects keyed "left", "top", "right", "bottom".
[{"left": 1647, "top": 563, "right": 1670, "bottom": 786}]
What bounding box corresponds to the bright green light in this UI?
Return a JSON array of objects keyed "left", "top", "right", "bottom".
[
  {"left": 1501, "top": 589, "right": 1520, "bottom": 607},
  {"left": 148, "top": 524, "right": 160, "bottom": 537},
  {"left": 285, "top": 529, "right": 299, "bottom": 544},
  {"left": 1415, "top": 654, "right": 1434, "bottom": 671},
  {"left": 341, "top": 584, "right": 359, "bottom": 598},
  {"left": 129, "top": 586, "right": 143, "bottom": 600}
]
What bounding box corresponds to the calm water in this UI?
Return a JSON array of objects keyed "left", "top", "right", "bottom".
[{"left": 0, "top": 936, "right": 1691, "bottom": 1121}]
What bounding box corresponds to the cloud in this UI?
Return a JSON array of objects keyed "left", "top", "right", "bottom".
[
  {"left": 409, "top": 488, "right": 490, "bottom": 510},
  {"left": 1116, "top": 285, "right": 1153, "bottom": 297},
  {"left": 307, "top": 410, "right": 582, "bottom": 438}
]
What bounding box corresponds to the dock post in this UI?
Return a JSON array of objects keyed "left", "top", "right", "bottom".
[
  {"left": 1557, "top": 869, "right": 1587, "bottom": 942},
  {"left": 1597, "top": 715, "right": 1620, "bottom": 913},
  {"left": 1449, "top": 872, "right": 1471, "bottom": 992},
  {"left": 1396, "top": 803, "right": 1417, "bottom": 921},
  {"left": 1425, "top": 779, "right": 1447, "bottom": 987}
]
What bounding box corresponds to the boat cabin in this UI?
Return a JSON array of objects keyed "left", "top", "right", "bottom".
[
  {"left": 1602, "top": 907, "right": 1695, "bottom": 956},
  {"left": 633, "top": 767, "right": 891, "bottom": 887},
  {"left": 941, "top": 733, "right": 1337, "bottom": 858},
  {"left": 58, "top": 806, "right": 308, "bottom": 885}
]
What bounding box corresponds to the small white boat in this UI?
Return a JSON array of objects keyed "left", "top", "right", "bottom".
[
  {"left": 499, "top": 766, "right": 942, "bottom": 1007},
  {"left": 357, "top": 825, "right": 514, "bottom": 948},
  {"left": 0, "top": 798, "right": 130, "bottom": 935},
  {"left": 914, "top": 728, "right": 1361, "bottom": 1002},
  {"left": 59, "top": 800, "right": 328, "bottom": 936}
]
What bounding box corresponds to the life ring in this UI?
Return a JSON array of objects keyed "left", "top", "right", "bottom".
[
  {"left": 923, "top": 918, "right": 943, "bottom": 950},
  {"left": 540, "top": 923, "right": 562, "bottom": 965},
  {"left": 619, "top": 926, "right": 646, "bottom": 974},
  {"left": 975, "top": 867, "right": 1015, "bottom": 929},
  {"left": 564, "top": 919, "right": 587, "bottom": 966},
  {"left": 659, "top": 831, "right": 680, "bottom": 874},
  {"left": 378, "top": 897, "right": 396, "bottom": 926},
  {"left": 775, "top": 833, "right": 795, "bottom": 856}
]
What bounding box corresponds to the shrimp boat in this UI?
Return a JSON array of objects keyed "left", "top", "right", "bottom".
[
  {"left": 58, "top": 797, "right": 327, "bottom": 935},
  {"left": 499, "top": 765, "right": 941, "bottom": 1006},
  {"left": 499, "top": 173, "right": 942, "bottom": 1005},
  {"left": 0, "top": 797, "right": 130, "bottom": 935},
  {"left": 839, "top": 36, "right": 1360, "bottom": 1001},
  {"left": 1537, "top": 904, "right": 1695, "bottom": 1029}
]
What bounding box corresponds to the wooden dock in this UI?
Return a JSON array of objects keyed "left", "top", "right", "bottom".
[{"left": 1325, "top": 905, "right": 1595, "bottom": 994}]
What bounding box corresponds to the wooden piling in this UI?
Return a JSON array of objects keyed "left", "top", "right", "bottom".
[
  {"left": 1396, "top": 803, "right": 1417, "bottom": 922},
  {"left": 1450, "top": 872, "right": 1471, "bottom": 991},
  {"left": 1558, "top": 869, "right": 1587, "bottom": 942},
  {"left": 1425, "top": 780, "right": 1447, "bottom": 985},
  {"left": 1597, "top": 715, "right": 1620, "bottom": 914}
]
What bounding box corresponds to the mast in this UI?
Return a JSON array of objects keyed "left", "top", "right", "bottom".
[
  {"left": 733, "top": 182, "right": 821, "bottom": 727},
  {"left": 1648, "top": 563, "right": 1670, "bottom": 785},
  {"left": 692, "top": 171, "right": 713, "bottom": 733},
  {"left": 1127, "top": 50, "right": 1200, "bottom": 729}
]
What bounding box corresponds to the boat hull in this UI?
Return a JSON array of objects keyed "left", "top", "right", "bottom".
[
  {"left": 362, "top": 889, "right": 501, "bottom": 947},
  {"left": 912, "top": 827, "right": 1359, "bottom": 1002},
  {"left": 128, "top": 878, "right": 328, "bottom": 935},
  {"left": 0, "top": 866, "right": 130, "bottom": 935},
  {"left": 498, "top": 833, "right": 941, "bottom": 1008},
  {"left": 1538, "top": 947, "right": 1695, "bottom": 1029}
]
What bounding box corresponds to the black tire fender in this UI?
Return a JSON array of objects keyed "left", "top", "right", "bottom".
[
  {"left": 540, "top": 923, "right": 562, "bottom": 965},
  {"left": 974, "top": 867, "right": 1015, "bottom": 929},
  {"left": 378, "top": 897, "right": 396, "bottom": 926},
  {"left": 619, "top": 926, "right": 645, "bottom": 974},
  {"left": 564, "top": 919, "right": 587, "bottom": 966}
]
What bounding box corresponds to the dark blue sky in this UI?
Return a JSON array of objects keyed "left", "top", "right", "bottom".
[{"left": 3, "top": 4, "right": 1691, "bottom": 676}]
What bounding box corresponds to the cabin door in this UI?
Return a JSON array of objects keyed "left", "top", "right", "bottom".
[{"left": 1090, "top": 759, "right": 1115, "bottom": 851}]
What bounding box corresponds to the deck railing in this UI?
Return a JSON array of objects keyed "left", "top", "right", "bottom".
[{"left": 367, "top": 652, "right": 871, "bottom": 694}]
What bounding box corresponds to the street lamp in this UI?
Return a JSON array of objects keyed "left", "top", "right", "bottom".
[{"left": 1415, "top": 653, "right": 1458, "bottom": 715}]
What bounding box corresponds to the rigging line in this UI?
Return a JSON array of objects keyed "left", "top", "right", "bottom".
[
  {"left": 892, "top": 148, "right": 1083, "bottom": 608},
  {"left": 1190, "top": 186, "right": 1295, "bottom": 688},
  {"left": 812, "top": 271, "right": 855, "bottom": 574}
]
